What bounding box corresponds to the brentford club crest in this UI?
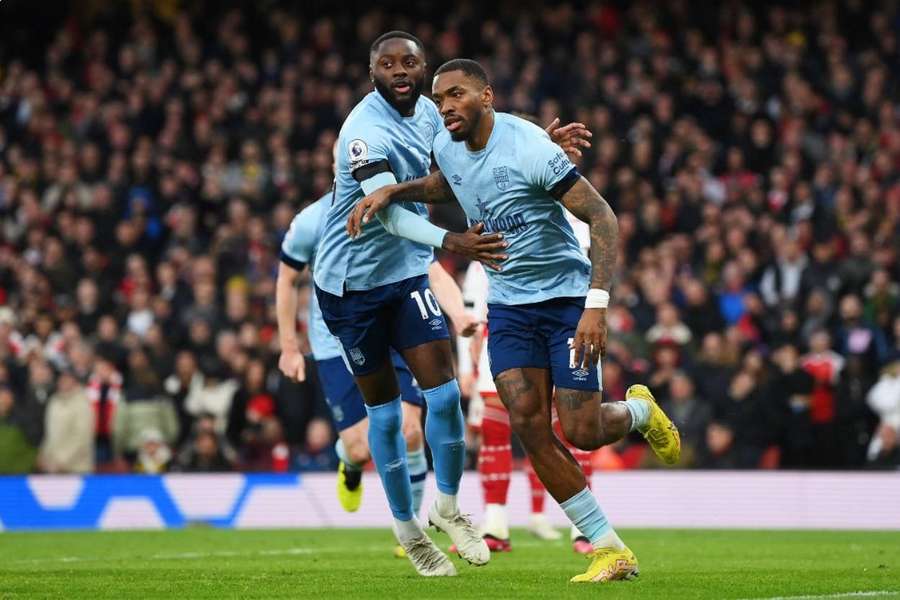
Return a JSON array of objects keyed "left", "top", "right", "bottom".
[
  {"left": 493, "top": 166, "right": 510, "bottom": 191},
  {"left": 349, "top": 347, "right": 365, "bottom": 366}
]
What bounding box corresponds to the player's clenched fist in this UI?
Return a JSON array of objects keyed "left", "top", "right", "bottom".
[
  {"left": 278, "top": 347, "right": 306, "bottom": 382},
  {"left": 571, "top": 307, "right": 607, "bottom": 370}
]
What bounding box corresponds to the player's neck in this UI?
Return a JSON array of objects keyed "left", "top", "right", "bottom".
[
  {"left": 394, "top": 100, "right": 416, "bottom": 117},
  {"left": 466, "top": 110, "right": 495, "bottom": 152}
]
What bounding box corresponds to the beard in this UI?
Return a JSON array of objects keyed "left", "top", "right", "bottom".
[
  {"left": 448, "top": 110, "right": 480, "bottom": 142},
  {"left": 373, "top": 76, "right": 424, "bottom": 115},
  {"left": 448, "top": 124, "right": 468, "bottom": 141}
]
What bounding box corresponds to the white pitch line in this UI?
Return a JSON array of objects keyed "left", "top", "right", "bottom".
[
  {"left": 8, "top": 539, "right": 555, "bottom": 566},
  {"left": 739, "top": 591, "right": 900, "bottom": 600},
  {"left": 9, "top": 547, "right": 316, "bottom": 565}
]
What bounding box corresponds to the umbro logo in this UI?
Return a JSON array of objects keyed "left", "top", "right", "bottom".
[{"left": 451, "top": 174, "right": 462, "bottom": 186}]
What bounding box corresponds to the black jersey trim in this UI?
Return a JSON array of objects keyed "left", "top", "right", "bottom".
[{"left": 549, "top": 166, "right": 580, "bottom": 200}]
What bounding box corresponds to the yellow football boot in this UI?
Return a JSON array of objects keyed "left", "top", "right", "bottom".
[
  {"left": 336, "top": 461, "right": 362, "bottom": 512},
  {"left": 570, "top": 546, "right": 639, "bottom": 583},
  {"left": 627, "top": 384, "right": 681, "bottom": 464}
]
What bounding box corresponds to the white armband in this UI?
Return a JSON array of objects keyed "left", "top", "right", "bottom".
[
  {"left": 585, "top": 289, "right": 609, "bottom": 309},
  {"left": 359, "top": 171, "right": 448, "bottom": 249},
  {"left": 359, "top": 171, "right": 398, "bottom": 195},
  {"left": 376, "top": 203, "right": 448, "bottom": 249}
]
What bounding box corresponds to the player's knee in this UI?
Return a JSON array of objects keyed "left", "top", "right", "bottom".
[
  {"left": 508, "top": 409, "right": 547, "bottom": 441},
  {"left": 402, "top": 420, "right": 423, "bottom": 450},
  {"left": 561, "top": 420, "right": 603, "bottom": 451},
  {"left": 346, "top": 438, "right": 371, "bottom": 465},
  {"left": 422, "top": 380, "right": 461, "bottom": 417}
]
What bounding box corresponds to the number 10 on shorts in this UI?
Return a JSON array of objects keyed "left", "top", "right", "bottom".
[{"left": 410, "top": 289, "right": 442, "bottom": 320}]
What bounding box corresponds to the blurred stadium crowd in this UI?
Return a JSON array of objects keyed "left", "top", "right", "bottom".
[{"left": 0, "top": 0, "right": 898, "bottom": 475}]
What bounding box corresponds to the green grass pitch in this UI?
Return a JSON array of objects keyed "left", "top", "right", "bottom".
[{"left": 1, "top": 528, "right": 898, "bottom": 599}]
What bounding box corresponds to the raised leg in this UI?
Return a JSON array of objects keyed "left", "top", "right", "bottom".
[{"left": 554, "top": 387, "right": 632, "bottom": 451}]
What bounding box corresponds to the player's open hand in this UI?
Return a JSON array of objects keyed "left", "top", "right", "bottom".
[
  {"left": 278, "top": 348, "right": 306, "bottom": 382},
  {"left": 443, "top": 222, "right": 508, "bottom": 271},
  {"left": 347, "top": 186, "right": 394, "bottom": 238},
  {"left": 571, "top": 307, "right": 606, "bottom": 370},
  {"left": 545, "top": 118, "right": 593, "bottom": 159}
]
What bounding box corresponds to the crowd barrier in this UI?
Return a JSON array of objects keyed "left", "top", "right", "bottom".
[{"left": 1, "top": 471, "right": 898, "bottom": 531}]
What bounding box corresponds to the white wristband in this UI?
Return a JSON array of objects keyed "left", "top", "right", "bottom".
[{"left": 585, "top": 289, "right": 610, "bottom": 309}]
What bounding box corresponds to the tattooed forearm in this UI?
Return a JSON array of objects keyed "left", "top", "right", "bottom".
[
  {"left": 390, "top": 171, "right": 456, "bottom": 204},
  {"left": 559, "top": 178, "right": 618, "bottom": 290}
]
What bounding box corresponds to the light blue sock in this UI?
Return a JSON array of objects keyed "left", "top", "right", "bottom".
[
  {"left": 365, "top": 397, "right": 413, "bottom": 521},
  {"left": 406, "top": 447, "right": 427, "bottom": 516},
  {"left": 560, "top": 487, "right": 624, "bottom": 550},
  {"left": 624, "top": 398, "right": 651, "bottom": 432},
  {"left": 335, "top": 438, "right": 364, "bottom": 471},
  {"left": 422, "top": 379, "right": 465, "bottom": 495}
]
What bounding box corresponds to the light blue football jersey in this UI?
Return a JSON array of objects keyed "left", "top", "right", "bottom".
[
  {"left": 280, "top": 193, "right": 342, "bottom": 361},
  {"left": 433, "top": 112, "right": 591, "bottom": 306},
  {"left": 313, "top": 91, "right": 442, "bottom": 296}
]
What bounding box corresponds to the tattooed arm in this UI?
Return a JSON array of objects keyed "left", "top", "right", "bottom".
[
  {"left": 347, "top": 170, "right": 508, "bottom": 270},
  {"left": 558, "top": 177, "right": 618, "bottom": 291},
  {"left": 556, "top": 176, "right": 619, "bottom": 369},
  {"left": 347, "top": 171, "right": 456, "bottom": 236},
  {"left": 387, "top": 171, "right": 457, "bottom": 205}
]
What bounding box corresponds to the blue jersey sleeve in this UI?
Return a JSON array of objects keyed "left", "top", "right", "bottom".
[
  {"left": 280, "top": 199, "right": 327, "bottom": 270},
  {"left": 342, "top": 116, "right": 393, "bottom": 181},
  {"left": 523, "top": 130, "right": 577, "bottom": 193}
]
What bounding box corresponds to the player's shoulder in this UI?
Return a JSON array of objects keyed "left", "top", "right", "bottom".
[
  {"left": 287, "top": 192, "right": 331, "bottom": 236},
  {"left": 499, "top": 113, "right": 566, "bottom": 173},
  {"left": 339, "top": 93, "right": 390, "bottom": 140},
  {"left": 496, "top": 112, "right": 551, "bottom": 143},
  {"left": 433, "top": 126, "right": 453, "bottom": 157},
  {"left": 417, "top": 95, "right": 440, "bottom": 116},
  {"left": 307, "top": 191, "right": 332, "bottom": 217}
]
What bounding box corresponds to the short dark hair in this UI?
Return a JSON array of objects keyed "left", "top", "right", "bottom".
[
  {"left": 370, "top": 31, "right": 425, "bottom": 56},
  {"left": 434, "top": 59, "right": 489, "bottom": 86}
]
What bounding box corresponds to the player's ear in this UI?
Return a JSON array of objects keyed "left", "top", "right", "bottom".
[{"left": 482, "top": 85, "right": 494, "bottom": 109}]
